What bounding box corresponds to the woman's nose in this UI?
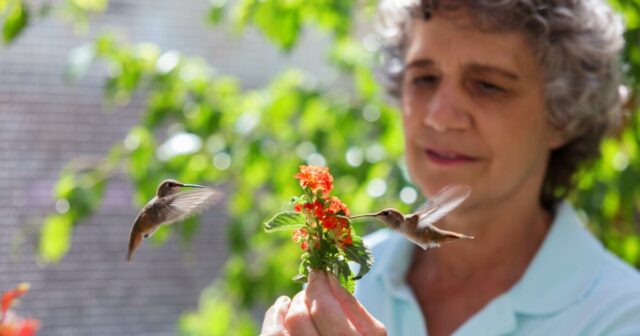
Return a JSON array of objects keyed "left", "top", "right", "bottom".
[{"left": 423, "top": 83, "right": 471, "bottom": 132}]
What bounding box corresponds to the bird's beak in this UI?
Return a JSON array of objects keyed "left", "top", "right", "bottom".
[
  {"left": 181, "top": 183, "right": 205, "bottom": 188},
  {"left": 350, "top": 213, "right": 378, "bottom": 220}
]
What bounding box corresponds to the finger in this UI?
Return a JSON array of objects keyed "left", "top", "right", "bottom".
[
  {"left": 261, "top": 296, "right": 291, "bottom": 336},
  {"left": 327, "top": 273, "right": 387, "bottom": 335},
  {"left": 305, "top": 270, "right": 359, "bottom": 336},
  {"left": 284, "top": 291, "right": 320, "bottom": 336}
]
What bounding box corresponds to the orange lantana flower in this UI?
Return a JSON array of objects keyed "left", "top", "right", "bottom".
[
  {"left": 294, "top": 165, "right": 333, "bottom": 195},
  {"left": 293, "top": 194, "right": 353, "bottom": 248},
  {"left": 266, "top": 164, "right": 372, "bottom": 289},
  {"left": 1, "top": 283, "right": 29, "bottom": 317},
  {"left": 1, "top": 283, "right": 39, "bottom": 336},
  {"left": 327, "top": 196, "right": 350, "bottom": 217}
]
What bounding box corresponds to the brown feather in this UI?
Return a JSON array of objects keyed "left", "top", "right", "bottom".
[{"left": 127, "top": 217, "right": 144, "bottom": 262}]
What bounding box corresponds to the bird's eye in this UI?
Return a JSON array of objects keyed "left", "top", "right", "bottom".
[
  {"left": 382, "top": 210, "right": 389, "bottom": 216},
  {"left": 143, "top": 234, "right": 149, "bottom": 238}
]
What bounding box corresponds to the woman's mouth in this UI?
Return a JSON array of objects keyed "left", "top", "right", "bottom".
[{"left": 424, "top": 148, "right": 477, "bottom": 165}]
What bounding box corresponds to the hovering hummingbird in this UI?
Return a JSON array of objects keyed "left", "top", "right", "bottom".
[
  {"left": 350, "top": 185, "right": 473, "bottom": 249},
  {"left": 127, "top": 179, "right": 223, "bottom": 262}
]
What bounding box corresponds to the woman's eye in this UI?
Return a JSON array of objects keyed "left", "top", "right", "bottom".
[
  {"left": 476, "top": 80, "right": 504, "bottom": 93},
  {"left": 411, "top": 75, "right": 438, "bottom": 87}
]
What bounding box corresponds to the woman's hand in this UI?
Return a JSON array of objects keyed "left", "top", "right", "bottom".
[{"left": 260, "top": 270, "right": 387, "bottom": 336}]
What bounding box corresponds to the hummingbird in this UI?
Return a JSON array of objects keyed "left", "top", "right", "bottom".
[
  {"left": 127, "top": 179, "right": 223, "bottom": 262},
  {"left": 350, "top": 185, "right": 473, "bottom": 249}
]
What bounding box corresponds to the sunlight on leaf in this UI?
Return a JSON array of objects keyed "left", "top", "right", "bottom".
[{"left": 39, "top": 215, "right": 73, "bottom": 263}]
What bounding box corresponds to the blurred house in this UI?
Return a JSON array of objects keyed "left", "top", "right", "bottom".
[{"left": 0, "top": 0, "right": 334, "bottom": 334}]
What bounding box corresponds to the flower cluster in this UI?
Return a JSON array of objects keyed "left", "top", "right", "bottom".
[
  {"left": 264, "top": 165, "right": 372, "bottom": 292},
  {"left": 294, "top": 165, "right": 333, "bottom": 196},
  {"left": 1, "top": 283, "right": 39, "bottom": 336},
  {"left": 292, "top": 195, "right": 353, "bottom": 250}
]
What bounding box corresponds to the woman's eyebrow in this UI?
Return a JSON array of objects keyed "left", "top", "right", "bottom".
[
  {"left": 467, "top": 62, "right": 520, "bottom": 81},
  {"left": 405, "top": 58, "right": 435, "bottom": 70},
  {"left": 405, "top": 59, "right": 520, "bottom": 82}
]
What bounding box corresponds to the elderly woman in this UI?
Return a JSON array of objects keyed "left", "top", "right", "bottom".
[{"left": 261, "top": 0, "right": 640, "bottom": 335}]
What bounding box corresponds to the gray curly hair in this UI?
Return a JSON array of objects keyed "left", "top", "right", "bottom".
[{"left": 377, "top": 0, "right": 626, "bottom": 208}]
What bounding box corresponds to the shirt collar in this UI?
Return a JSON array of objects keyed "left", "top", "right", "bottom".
[
  {"left": 368, "top": 228, "right": 415, "bottom": 298},
  {"left": 369, "top": 201, "right": 604, "bottom": 315},
  {"left": 509, "top": 201, "right": 603, "bottom": 314}
]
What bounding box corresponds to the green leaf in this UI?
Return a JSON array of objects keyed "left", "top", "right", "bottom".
[
  {"left": 54, "top": 174, "right": 76, "bottom": 198},
  {"left": 252, "top": 1, "right": 301, "bottom": 51},
  {"left": 178, "top": 284, "right": 258, "bottom": 336},
  {"left": 70, "top": 0, "right": 108, "bottom": 12},
  {"left": 125, "top": 126, "right": 156, "bottom": 181},
  {"left": 3, "top": 1, "right": 29, "bottom": 44},
  {"left": 342, "top": 235, "right": 373, "bottom": 280},
  {"left": 355, "top": 65, "right": 377, "bottom": 100},
  {"left": 264, "top": 211, "right": 305, "bottom": 232},
  {"left": 337, "top": 266, "right": 355, "bottom": 293},
  {"left": 39, "top": 214, "right": 73, "bottom": 263},
  {"left": 622, "top": 235, "right": 640, "bottom": 265},
  {"left": 208, "top": 0, "right": 227, "bottom": 25}
]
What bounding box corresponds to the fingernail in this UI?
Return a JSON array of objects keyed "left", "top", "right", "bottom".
[{"left": 277, "top": 296, "right": 290, "bottom": 305}]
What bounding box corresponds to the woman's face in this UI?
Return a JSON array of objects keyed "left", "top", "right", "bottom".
[{"left": 401, "top": 12, "right": 564, "bottom": 209}]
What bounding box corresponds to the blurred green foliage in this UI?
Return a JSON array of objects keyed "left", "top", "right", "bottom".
[
  {"left": 1, "top": 0, "right": 29, "bottom": 43},
  {"left": 575, "top": 0, "right": 640, "bottom": 268},
  {"left": 178, "top": 283, "right": 258, "bottom": 336},
  {"left": 210, "top": 0, "right": 353, "bottom": 50},
  {"left": 0, "top": 0, "right": 106, "bottom": 44},
  {"left": 4, "top": 0, "right": 639, "bottom": 334}
]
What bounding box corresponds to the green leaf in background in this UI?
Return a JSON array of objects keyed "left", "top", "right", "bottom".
[
  {"left": 62, "top": 0, "right": 108, "bottom": 31},
  {"left": 2, "top": 0, "right": 28, "bottom": 44},
  {"left": 253, "top": 1, "right": 301, "bottom": 51},
  {"left": 609, "top": 0, "right": 640, "bottom": 29},
  {"left": 69, "top": 0, "right": 108, "bottom": 12},
  {"left": 264, "top": 211, "right": 305, "bottom": 232},
  {"left": 39, "top": 215, "right": 73, "bottom": 263},
  {"left": 214, "top": 0, "right": 354, "bottom": 52},
  {"left": 178, "top": 284, "right": 257, "bottom": 336},
  {"left": 622, "top": 235, "right": 640, "bottom": 265},
  {"left": 208, "top": 0, "right": 227, "bottom": 25}
]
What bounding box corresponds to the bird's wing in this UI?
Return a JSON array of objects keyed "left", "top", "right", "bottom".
[
  {"left": 127, "top": 211, "right": 146, "bottom": 261},
  {"left": 416, "top": 185, "right": 471, "bottom": 230},
  {"left": 154, "top": 187, "right": 223, "bottom": 226}
]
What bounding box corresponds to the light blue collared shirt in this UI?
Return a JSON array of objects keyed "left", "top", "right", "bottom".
[{"left": 354, "top": 202, "right": 640, "bottom": 335}]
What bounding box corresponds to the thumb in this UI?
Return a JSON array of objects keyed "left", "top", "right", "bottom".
[
  {"left": 327, "top": 274, "right": 386, "bottom": 335},
  {"left": 261, "top": 296, "right": 291, "bottom": 336}
]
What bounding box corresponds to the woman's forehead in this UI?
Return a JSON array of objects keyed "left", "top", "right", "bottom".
[{"left": 404, "top": 16, "right": 540, "bottom": 78}]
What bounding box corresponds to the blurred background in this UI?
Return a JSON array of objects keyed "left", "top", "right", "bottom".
[{"left": 1, "top": 0, "right": 638, "bottom": 335}]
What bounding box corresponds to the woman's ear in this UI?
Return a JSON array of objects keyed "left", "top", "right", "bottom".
[{"left": 548, "top": 124, "right": 567, "bottom": 150}]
